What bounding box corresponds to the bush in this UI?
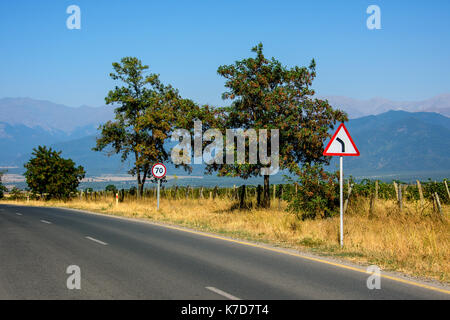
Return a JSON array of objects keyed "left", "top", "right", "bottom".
[
  {"left": 129, "top": 186, "right": 137, "bottom": 196},
  {"left": 0, "top": 172, "right": 7, "bottom": 199},
  {"left": 9, "top": 187, "right": 24, "bottom": 200},
  {"left": 24, "top": 146, "right": 85, "bottom": 200},
  {"left": 284, "top": 164, "right": 339, "bottom": 220},
  {"left": 105, "top": 184, "right": 117, "bottom": 194}
]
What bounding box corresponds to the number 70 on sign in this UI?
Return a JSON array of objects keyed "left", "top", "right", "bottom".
[{"left": 152, "top": 163, "right": 167, "bottom": 179}]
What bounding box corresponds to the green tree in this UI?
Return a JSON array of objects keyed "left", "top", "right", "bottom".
[
  {"left": 211, "top": 43, "right": 347, "bottom": 207},
  {"left": 105, "top": 184, "right": 118, "bottom": 193},
  {"left": 94, "top": 57, "right": 199, "bottom": 197},
  {"left": 284, "top": 164, "right": 339, "bottom": 220},
  {"left": 24, "top": 146, "right": 85, "bottom": 200},
  {"left": 9, "top": 187, "right": 24, "bottom": 200},
  {"left": 0, "top": 171, "right": 7, "bottom": 199}
]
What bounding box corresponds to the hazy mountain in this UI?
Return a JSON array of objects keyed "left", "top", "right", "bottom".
[
  {"left": 324, "top": 94, "right": 450, "bottom": 119},
  {"left": 2, "top": 95, "right": 449, "bottom": 132},
  {"left": 0, "top": 97, "right": 113, "bottom": 134},
  {"left": 327, "top": 111, "right": 450, "bottom": 175},
  {"left": 0, "top": 122, "right": 69, "bottom": 164},
  {"left": 48, "top": 137, "right": 205, "bottom": 177},
  {"left": 5, "top": 110, "right": 448, "bottom": 180},
  {"left": 1, "top": 97, "right": 449, "bottom": 180}
]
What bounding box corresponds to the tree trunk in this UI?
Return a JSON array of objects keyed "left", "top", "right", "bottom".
[
  {"left": 140, "top": 170, "right": 147, "bottom": 198},
  {"left": 136, "top": 172, "right": 141, "bottom": 199},
  {"left": 256, "top": 185, "right": 262, "bottom": 207},
  {"left": 239, "top": 185, "right": 246, "bottom": 209},
  {"left": 263, "top": 175, "right": 270, "bottom": 208}
]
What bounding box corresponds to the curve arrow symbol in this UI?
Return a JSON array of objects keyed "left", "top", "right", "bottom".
[{"left": 336, "top": 137, "right": 345, "bottom": 153}]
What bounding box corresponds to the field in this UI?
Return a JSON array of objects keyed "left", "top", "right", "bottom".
[{"left": 2, "top": 182, "right": 449, "bottom": 283}]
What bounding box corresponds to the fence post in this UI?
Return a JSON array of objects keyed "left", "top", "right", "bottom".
[
  {"left": 444, "top": 180, "right": 450, "bottom": 201},
  {"left": 375, "top": 180, "right": 379, "bottom": 201},
  {"left": 398, "top": 183, "right": 402, "bottom": 211},
  {"left": 256, "top": 185, "right": 262, "bottom": 207},
  {"left": 278, "top": 185, "right": 282, "bottom": 210},
  {"left": 343, "top": 183, "right": 353, "bottom": 214},
  {"left": 369, "top": 193, "right": 375, "bottom": 218},
  {"left": 434, "top": 192, "right": 443, "bottom": 217},
  {"left": 417, "top": 180, "right": 424, "bottom": 207},
  {"left": 393, "top": 181, "right": 399, "bottom": 201}
]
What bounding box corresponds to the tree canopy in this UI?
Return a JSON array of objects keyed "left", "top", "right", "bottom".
[
  {"left": 95, "top": 49, "right": 347, "bottom": 205},
  {"left": 209, "top": 43, "right": 347, "bottom": 207},
  {"left": 94, "top": 57, "right": 204, "bottom": 197},
  {"left": 24, "top": 146, "right": 85, "bottom": 199},
  {"left": 0, "top": 171, "right": 7, "bottom": 199}
]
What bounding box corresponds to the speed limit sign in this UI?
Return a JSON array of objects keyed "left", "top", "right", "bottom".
[
  {"left": 151, "top": 163, "right": 166, "bottom": 179},
  {"left": 152, "top": 163, "right": 166, "bottom": 211}
]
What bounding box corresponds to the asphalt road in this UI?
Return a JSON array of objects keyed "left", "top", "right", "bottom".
[{"left": 0, "top": 204, "right": 448, "bottom": 300}]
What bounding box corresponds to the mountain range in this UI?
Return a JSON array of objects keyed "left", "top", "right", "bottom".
[
  {"left": 0, "top": 97, "right": 113, "bottom": 134},
  {"left": 1, "top": 94, "right": 449, "bottom": 132},
  {"left": 328, "top": 111, "right": 450, "bottom": 176},
  {"left": 0, "top": 97, "right": 449, "bottom": 181},
  {"left": 323, "top": 94, "right": 450, "bottom": 119}
]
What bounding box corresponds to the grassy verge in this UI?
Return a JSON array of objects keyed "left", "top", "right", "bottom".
[{"left": 1, "top": 196, "right": 449, "bottom": 283}]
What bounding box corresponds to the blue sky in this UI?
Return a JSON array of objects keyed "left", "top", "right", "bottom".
[{"left": 0, "top": 0, "right": 449, "bottom": 107}]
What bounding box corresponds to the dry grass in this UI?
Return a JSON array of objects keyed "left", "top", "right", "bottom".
[{"left": 2, "top": 196, "right": 449, "bottom": 283}]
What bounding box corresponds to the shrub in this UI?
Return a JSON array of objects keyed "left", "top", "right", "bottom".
[
  {"left": 0, "top": 172, "right": 7, "bottom": 199},
  {"left": 9, "top": 187, "right": 24, "bottom": 200},
  {"left": 284, "top": 164, "right": 339, "bottom": 220},
  {"left": 24, "top": 146, "right": 85, "bottom": 200},
  {"left": 105, "top": 184, "right": 117, "bottom": 194}
]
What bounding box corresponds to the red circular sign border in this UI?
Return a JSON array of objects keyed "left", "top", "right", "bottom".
[{"left": 151, "top": 163, "right": 167, "bottom": 179}]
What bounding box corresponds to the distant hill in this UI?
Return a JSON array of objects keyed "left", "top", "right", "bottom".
[
  {"left": 0, "top": 97, "right": 113, "bottom": 134},
  {"left": 1, "top": 96, "right": 449, "bottom": 180},
  {"left": 2, "top": 95, "right": 449, "bottom": 131},
  {"left": 8, "top": 110, "right": 448, "bottom": 180},
  {"left": 49, "top": 137, "right": 205, "bottom": 177},
  {"left": 324, "top": 94, "right": 450, "bottom": 119},
  {"left": 0, "top": 122, "right": 69, "bottom": 164},
  {"left": 0, "top": 97, "right": 114, "bottom": 167},
  {"left": 327, "top": 111, "right": 450, "bottom": 175}
]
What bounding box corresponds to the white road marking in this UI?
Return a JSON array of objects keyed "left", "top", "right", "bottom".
[
  {"left": 205, "top": 287, "right": 241, "bottom": 300},
  {"left": 86, "top": 236, "right": 108, "bottom": 246},
  {"left": 40, "top": 219, "right": 52, "bottom": 224},
  {"left": 15, "top": 212, "right": 22, "bottom": 216}
]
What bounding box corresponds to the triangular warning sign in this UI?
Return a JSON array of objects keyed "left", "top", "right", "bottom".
[{"left": 323, "top": 123, "right": 360, "bottom": 156}]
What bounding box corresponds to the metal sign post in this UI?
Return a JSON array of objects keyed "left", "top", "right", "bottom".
[
  {"left": 323, "top": 123, "right": 360, "bottom": 248},
  {"left": 151, "top": 163, "right": 167, "bottom": 211},
  {"left": 340, "top": 156, "right": 343, "bottom": 247},
  {"left": 157, "top": 178, "right": 160, "bottom": 210}
]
